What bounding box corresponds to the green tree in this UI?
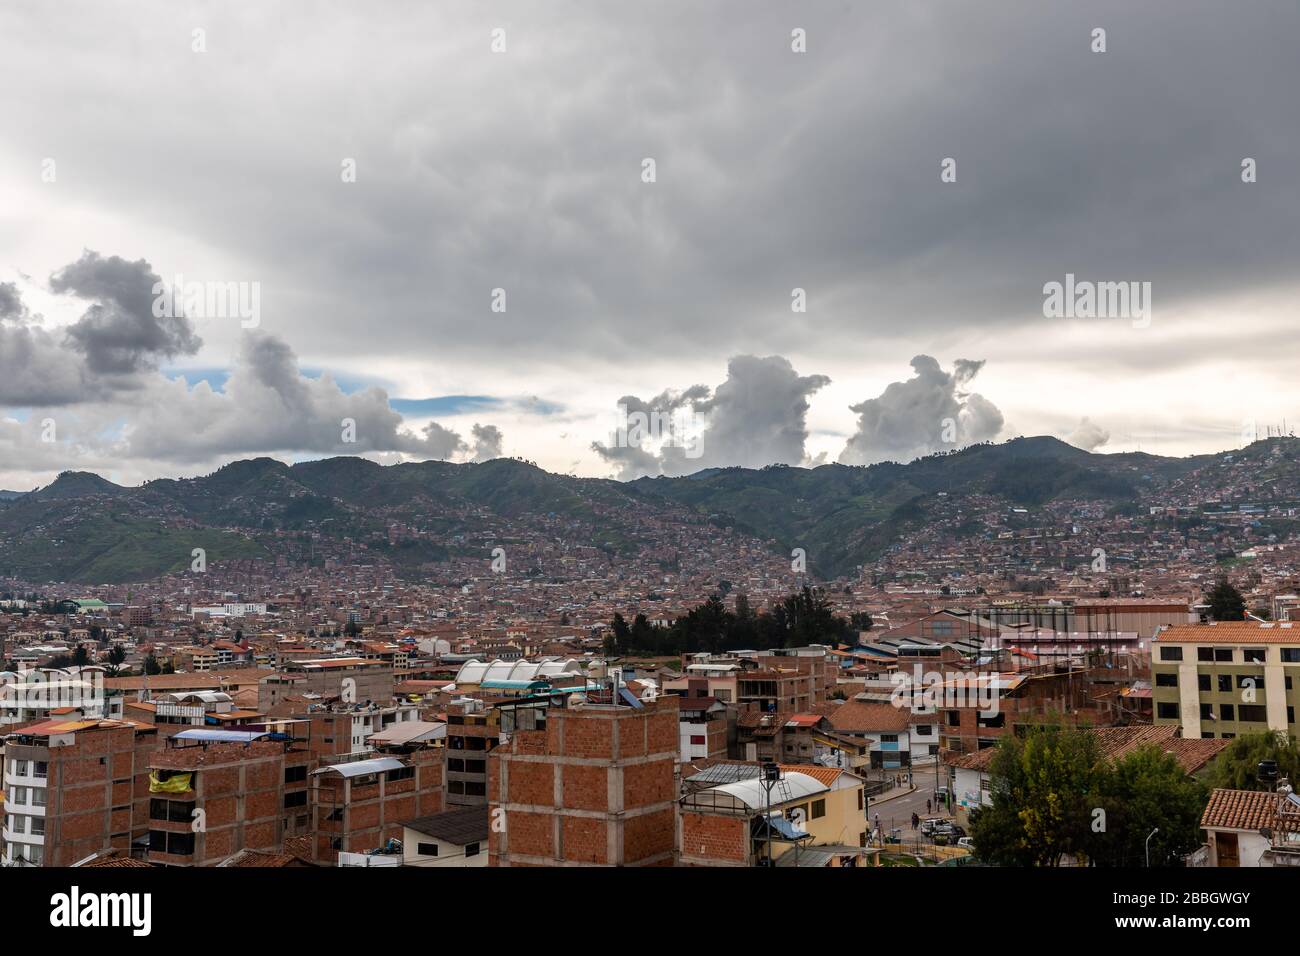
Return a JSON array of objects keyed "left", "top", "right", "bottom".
[
  {"left": 1209, "top": 731, "right": 1300, "bottom": 791},
  {"left": 143, "top": 654, "right": 162, "bottom": 676},
  {"left": 1094, "top": 745, "right": 1207, "bottom": 867},
  {"left": 970, "top": 727, "right": 1104, "bottom": 866},
  {"left": 849, "top": 611, "right": 874, "bottom": 632},
  {"left": 610, "top": 613, "right": 631, "bottom": 655},
  {"left": 1206, "top": 580, "right": 1246, "bottom": 621}
]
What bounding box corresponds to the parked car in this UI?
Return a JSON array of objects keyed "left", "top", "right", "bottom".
[
  {"left": 957, "top": 837, "right": 975, "bottom": 850},
  {"left": 919, "top": 817, "right": 946, "bottom": 835},
  {"left": 935, "top": 786, "right": 951, "bottom": 802},
  {"left": 928, "top": 820, "right": 967, "bottom": 840}
]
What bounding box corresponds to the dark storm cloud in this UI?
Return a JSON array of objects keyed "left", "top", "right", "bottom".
[
  {"left": 0, "top": 282, "right": 24, "bottom": 320},
  {"left": 4, "top": 1, "right": 1296, "bottom": 371},
  {"left": 50, "top": 251, "right": 201, "bottom": 375}
]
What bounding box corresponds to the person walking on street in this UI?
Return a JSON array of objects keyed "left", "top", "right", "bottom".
[{"left": 926, "top": 798, "right": 931, "bottom": 814}]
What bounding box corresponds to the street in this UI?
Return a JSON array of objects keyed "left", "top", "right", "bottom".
[{"left": 866, "top": 765, "right": 958, "bottom": 844}]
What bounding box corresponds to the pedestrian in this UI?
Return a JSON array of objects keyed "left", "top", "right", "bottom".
[{"left": 926, "top": 799, "right": 931, "bottom": 814}]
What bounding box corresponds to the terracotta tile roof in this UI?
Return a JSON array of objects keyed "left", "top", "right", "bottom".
[
  {"left": 1201, "top": 788, "right": 1277, "bottom": 831},
  {"left": 826, "top": 700, "right": 910, "bottom": 734},
  {"left": 777, "top": 764, "right": 848, "bottom": 787},
  {"left": 78, "top": 854, "right": 153, "bottom": 868},
  {"left": 223, "top": 848, "right": 313, "bottom": 867},
  {"left": 944, "top": 725, "right": 1227, "bottom": 775},
  {"left": 1155, "top": 623, "right": 1300, "bottom": 644},
  {"left": 945, "top": 747, "right": 998, "bottom": 771},
  {"left": 1092, "top": 724, "right": 1228, "bottom": 774}
]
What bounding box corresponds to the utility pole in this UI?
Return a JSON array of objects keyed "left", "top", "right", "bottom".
[{"left": 761, "top": 761, "right": 780, "bottom": 867}]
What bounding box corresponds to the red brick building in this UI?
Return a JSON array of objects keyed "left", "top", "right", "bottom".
[
  {"left": 488, "top": 695, "right": 679, "bottom": 866},
  {"left": 2, "top": 717, "right": 157, "bottom": 867},
  {"left": 146, "top": 730, "right": 312, "bottom": 866},
  {"left": 310, "top": 747, "right": 443, "bottom": 864}
]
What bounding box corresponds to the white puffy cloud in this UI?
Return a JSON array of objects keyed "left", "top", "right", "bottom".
[
  {"left": 838, "top": 355, "right": 1005, "bottom": 465},
  {"left": 592, "top": 355, "right": 829, "bottom": 478},
  {"left": 1066, "top": 417, "right": 1110, "bottom": 452}
]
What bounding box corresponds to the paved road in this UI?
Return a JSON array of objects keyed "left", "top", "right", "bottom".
[{"left": 867, "top": 767, "right": 958, "bottom": 843}]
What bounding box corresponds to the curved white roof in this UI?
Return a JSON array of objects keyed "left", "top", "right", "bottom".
[
  {"left": 705, "top": 771, "right": 828, "bottom": 810},
  {"left": 162, "top": 691, "right": 232, "bottom": 705},
  {"left": 312, "top": 757, "right": 406, "bottom": 778},
  {"left": 454, "top": 658, "right": 582, "bottom": 684}
]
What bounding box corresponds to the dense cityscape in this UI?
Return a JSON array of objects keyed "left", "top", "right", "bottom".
[
  {"left": 5, "top": 0, "right": 1295, "bottom": 938},
  {"left": 4, "top": 438, "right": 1300, "bottom": 877}
]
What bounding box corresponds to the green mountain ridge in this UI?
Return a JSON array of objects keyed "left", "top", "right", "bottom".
[{"left": 0, "top": 436, "right": 1294, "bottom": 584}]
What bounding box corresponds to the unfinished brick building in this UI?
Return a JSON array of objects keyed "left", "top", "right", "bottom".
[
  {"left": 310, "top": 747, "right": 443, "bottom": 864},
  {"left": 146, "top": 729, "right": 312, "bottom": 866},
  {"left": 2, "top": 717, "right": 157, "bottom": 867},
  {"left": 488, "top": 694, "right": 678, "bottom": 867}
]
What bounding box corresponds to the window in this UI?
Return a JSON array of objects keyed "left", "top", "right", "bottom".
[
  {"left": 417, "top": 842, "right": 440, "bottom": 857},
  {"left": 464, "top": 842, "right": 480, "bottom": 857},
  {"left": 1238, "top": 675, "right": 1263, "bottom": 689},
  {"left": 1238, "top": 705, "right": 1267, "bottom": 723},
  {"left": 1218, "top": 675, "right": 1233, "bottom": 693},
  {"left": 149, "top": 799, "right": 193, "bottom": 823},
  {"left": 284, "top": 791, "right": 307, "bottom": 809},
  {"left": 1244, "top": 648, "right": 1266, "bottom": 663},
  {"left": 1215, "top": 648, "right": 1234, "bottom": 663},
  {"left": 690, "top": 735, "right": 706, "bottom": 746},
  {"left": 914, "top": 725, "right": 932, "bottom": 736},
  {"left": 1197, "top": 647, "right": 1214, "bottom": 662},
  {"left": 285, "top": 765, "right": 308, "bottom": 783},
  {"left": 149, "top": 830, "right": 195, "bottom": 855},
  {"left": 880, "top": 734, "right": 898, "bottom": 743},
  {"left": 811, "top": 799, "right": 826, "bottom": 820},
  {"left": 1160, "top": 646, "right": 1183, "bottom": 662},
  {"left": 1157, "top": 702, "right": 1179, "bottom": 719},
  {"left": 1282, "top": 649, "right": 1300, "bottom": 663},
  {"left": 1220, "top": 704, "right": 1234, "bottom": 721},
  {"left": 1155, "top": 673, "right": 1178, "bottom": 687},
  {"left": 1198, "top": 674, "right": 1211, "bottom": 692},
  {"left": 1200, "top": 703, "right": 1213, "bottom": 721}
]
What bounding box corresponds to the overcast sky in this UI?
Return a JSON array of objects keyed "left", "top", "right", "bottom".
[{"left": 3, "top": 0, "right": 1298, "bottom": 490}]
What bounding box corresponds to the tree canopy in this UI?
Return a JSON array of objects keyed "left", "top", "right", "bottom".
[
  {"left": 969, "top": 727, "right": 1207, "bottom": 867},
  {"left": 605, "top": 586, "right": 854, "bottom": 656}
]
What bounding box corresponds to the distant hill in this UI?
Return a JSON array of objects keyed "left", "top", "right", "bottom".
[{"left": 0, "top": 436, "right": 1295, "bottom": 584}]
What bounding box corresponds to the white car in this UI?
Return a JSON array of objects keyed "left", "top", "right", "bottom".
[{"left": 957, "top": 837, "right": 975, "bottom": 850}]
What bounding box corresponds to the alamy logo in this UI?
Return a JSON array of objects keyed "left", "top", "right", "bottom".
[
  {"left": 49, "top": 887, "right": 152, "bottom": 936},
  {"left": 1043, "top": 273, "right": 1151, "bottom": 328},
  {"left": 152, "top": 274, "right": 261, "bottom": 328},
  {"left": 889, "top": 664, "right": 1000, "bottom": 717}
]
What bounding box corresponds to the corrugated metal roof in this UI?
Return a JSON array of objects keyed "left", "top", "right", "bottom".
[{"left": 312, "top": 757, "right": 406, "bottom": 777}]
